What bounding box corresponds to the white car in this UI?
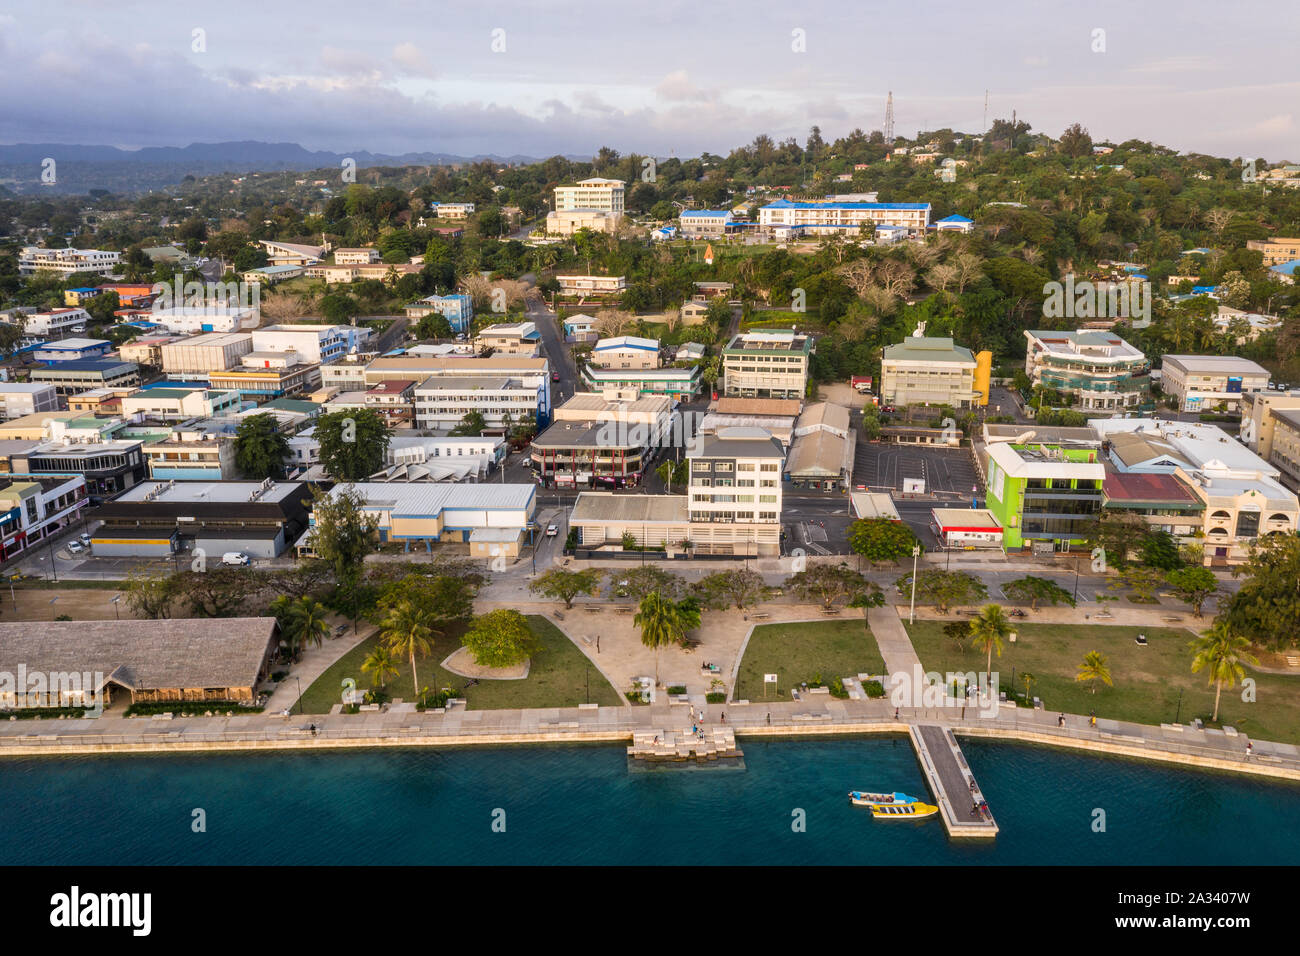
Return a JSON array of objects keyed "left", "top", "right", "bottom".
[
  {"left": 546, "top": 524, "right": 558, "bottom": 537},
  {"left": 79, "top": 532, "right": 91, "bottom": 544},
  {"left": 67, "top": 541, "right": 85, "bottom": 555},
  {"left": 222, "top": 552, "right": 251, "bottom": 566}
]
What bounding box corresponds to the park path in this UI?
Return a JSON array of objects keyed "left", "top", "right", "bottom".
[
  {"left": 868, "top": 605, "right": 922, "bottom": 675},
  {"left": 267, "top": 621, "right": 374, "bottom": 713}
]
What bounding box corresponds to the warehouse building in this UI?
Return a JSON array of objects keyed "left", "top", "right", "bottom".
[{"left": 91, "top": 478, "right": 312, "bottom": 558}]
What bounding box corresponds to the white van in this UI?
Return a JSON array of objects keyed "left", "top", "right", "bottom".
[{"left": 222, "top": 552, "right": 250, "bottom": 566}]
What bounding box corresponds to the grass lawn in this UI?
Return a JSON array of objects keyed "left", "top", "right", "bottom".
[
  {"left": 905, "top": 621, "right": 1300, "bottom": 744},
  {"left": 297, "top": 615, "right": 620, "bottom": 714},
  {"left": 733, "top": 618, "right": 885, "bottom": 702}
]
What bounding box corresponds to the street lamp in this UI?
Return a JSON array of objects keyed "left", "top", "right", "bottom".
[
  {"left": 908, "top": 545, "right": 920, "bottom": 624},
  {"left": 110, "top": 594, "right": 121, "bottom": 620},
  {"left": 49, "top": 596, "right": 59, "bottom": 620}
]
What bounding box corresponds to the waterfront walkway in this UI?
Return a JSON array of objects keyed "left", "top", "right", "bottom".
[{"left": 3, "top": 694, "right": 1297, "bottom": 782}]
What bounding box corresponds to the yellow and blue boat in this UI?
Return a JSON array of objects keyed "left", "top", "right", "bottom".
[
  {"left": 869, "top": 802, "right": 938, "bottom": 820},
  {"left": 848, "top": 790, "right": 920, "bottom": 807}
]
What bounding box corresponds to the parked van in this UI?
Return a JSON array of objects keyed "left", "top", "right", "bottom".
[{"left": 222, "top": 552, "right": 250, "bottom": 566}]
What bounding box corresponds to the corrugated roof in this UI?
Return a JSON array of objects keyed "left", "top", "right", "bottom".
[{"left": 570, "top": 492, "right": 689, "bottom": 523}]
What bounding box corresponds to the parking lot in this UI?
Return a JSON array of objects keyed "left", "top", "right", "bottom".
[{"left": 853, "top": 440, "right": 983, "bottom": 498}]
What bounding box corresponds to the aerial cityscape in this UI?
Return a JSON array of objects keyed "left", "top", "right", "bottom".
[{"left": 0, "top": 0, "right": 1295, "bottom": 928}]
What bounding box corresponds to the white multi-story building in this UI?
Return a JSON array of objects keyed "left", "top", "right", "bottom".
[
  {"left": 429, "top": 203, "right": 476, "bottom": 219},
  {"left": 5, "top": 308, "right": 90, "bottom": 339},
  {"left": 412, "top": 376, "right": 542, "bottom": 430},
  {"left": 1024, "top": 329, "right": 1151, "bottom": 411},
  {"left": 142, "top": 306, "right": 258, "bottom": 334},
  {"left": 757, "top": 199, "right": 931, "bottom": 236},
  {"left": 18, "top": 247, "right": 120, "bottom": 276},
  {"left": 1159, "top": 355, "right": 1270, "bottom": 412},
  {"left": 686, "top": 429, "right": 785, "bottom": 556},
  {"left": 159, "top": 333, "right": 254, "bottom": 376},
  {"left": 553, "top": 178, "right": 626, "bottom": 216},
  {"left": 721, "top": 330, "right": 813, "bottom": 400},
  {"left": 0, "top": 384, "right": 59, "bottom": 420},
  {"left": 1092, "top": 417, "right": 1300, "bottom": 563},
  {"left": 881, "top": 334, "right": 978, "bottom": 408},
  {"left": 555, "top": 275, "right": 627, "bottom": 296},
  {"left": 590, "top": 336, "right": 660, "bottom": 370},
  {"left": 333, "top": 248, "right": 381, "bottom": 265},
  {"left": 251, "top": 324, "right": 371, "bottom": 366}
]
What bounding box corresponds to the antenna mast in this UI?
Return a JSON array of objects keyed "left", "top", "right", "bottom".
[{"left": 884, "top": 92, "right": 895, "bottom": 143}]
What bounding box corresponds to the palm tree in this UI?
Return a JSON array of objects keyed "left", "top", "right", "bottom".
[
  {"left": 361, "top": 644, "right": 400, "bottom": 690},
  {"left": 968, "top": 604, "right": 1012, "bottom": 683},
  {"left": 675, "top": 597, "right": 702, "bottom": 644},
  {"left": 1075, "top": 651, "right": 1113, "bottom": 694},
  {"left": 1189, "top": 623, "right": 1258, "bottom": 722},
  {"left": 1020, "top": 672, "right": 1036, "bottom": 704},
  {"left": 284, "top": 597, "right": 330, "bottom": 653},
  {"left": 380, "top": 598, "right": 436, "bottom": 698},
  {"left": 634, "top": 591, "right": 678, "bottom": 686}
]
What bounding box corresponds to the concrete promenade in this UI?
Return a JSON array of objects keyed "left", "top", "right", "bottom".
[{"left": 2, "top": 694, "right": 1298, "bottom": 783}]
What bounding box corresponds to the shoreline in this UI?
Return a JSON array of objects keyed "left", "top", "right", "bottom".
[{"left": 2, "top": 718, "right": 1297, "bottom": 783}]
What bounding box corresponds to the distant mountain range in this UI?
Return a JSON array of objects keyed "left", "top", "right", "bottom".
[{"left": 0, "top": 141, "right": 571, "bottom": 194}]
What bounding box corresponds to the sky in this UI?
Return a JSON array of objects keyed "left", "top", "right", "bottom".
[{"left": 3, "top": 0, "right": 1298, "bottom": 162}]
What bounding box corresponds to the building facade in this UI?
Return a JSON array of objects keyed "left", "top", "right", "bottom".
[
  {"left": 721, "top": 330, "right": 812, "bottom": 400},
  {"left": 881, "top": 336, "right": 978, "bottom": 408},
  {"left": 1024, "top": 329, "right": 1151, "bottom": 411}
]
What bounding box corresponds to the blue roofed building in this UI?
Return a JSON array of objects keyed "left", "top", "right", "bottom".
[
  {"left": 1269, "top": 259, "right": 1300, "bottom": 285},
  {"left": 758, "top": 198, "right": 931, "bottom": 237},
  {"left": 679, "top": 210, "right": 734, "bottom": 238},
  {"left": 933, "top": 214, "right": 975, "bottom": 233}
]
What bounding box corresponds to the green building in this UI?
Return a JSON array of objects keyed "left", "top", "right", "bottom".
[{"left": 984, "top": 439, "right": 1106, "bottom": 551}]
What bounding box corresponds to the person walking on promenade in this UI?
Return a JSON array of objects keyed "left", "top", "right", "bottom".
[{"left": 766, "top": 712, "right": 771, "bottom": 725}]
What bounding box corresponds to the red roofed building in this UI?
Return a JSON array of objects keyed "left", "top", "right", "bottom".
[{"left": 1101, "top": 470, "right": 1204, "bottom": 537}]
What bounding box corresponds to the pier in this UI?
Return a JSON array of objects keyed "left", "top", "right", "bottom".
[
  {"left": 909, "top": 723, "right": 999, "bottom": 838},
  {"left": 628, "top": 727, "right": 743, "bottom": 764}
]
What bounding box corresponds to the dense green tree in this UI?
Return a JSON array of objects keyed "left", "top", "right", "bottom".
[
  {"left": 315, "top": 408, "right": 390, "bottom": 480},
  {"left": 461, "top": 609, "right": 541, "bottom": 668},
  {"left": 234, "top": 413, "right": 289, "bottom": 480},
  {"left": 847, "top": 518, "right": 919, "bottom": 564},
  {"left": 1003, "top": 575, "right": 1076, "bottom": 610},
  {"left": 895, "top": 569, "right": 988, "bottom": 613},
  {"left": 529, "top": 568, "right": 605, "bottom": 608},
  {"left": 1166, "top": 566, "right": 1219, "bottom": 618}
]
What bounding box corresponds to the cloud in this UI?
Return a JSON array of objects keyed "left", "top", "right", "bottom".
[
  {"left": 319, "top": 45, "right": 380, "bottom": 76},
  {"left": 655, "top": 70, "right": 716, "bottom": 103},
  {"left": 392, "top": 42, "right": 437, "bottom": 79}
]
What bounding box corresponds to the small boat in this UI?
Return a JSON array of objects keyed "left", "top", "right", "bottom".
[
  {"left": 848, "top": 790, "right": 920, "bottom": 806},
  {"left": 870, "top": 802, "right": 939, "bottom": 820}
]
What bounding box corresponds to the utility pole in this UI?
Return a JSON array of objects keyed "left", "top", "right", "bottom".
[{"left": 909, "top": 545, "right": 920, "bottom": 624}]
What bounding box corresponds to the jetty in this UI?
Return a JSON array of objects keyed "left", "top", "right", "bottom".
[
  {"left": 909, "top": 724, "right": 998, "bottom": 838},
  {"left": 628, "top": 727, "right": 742, "bottom": 764}
]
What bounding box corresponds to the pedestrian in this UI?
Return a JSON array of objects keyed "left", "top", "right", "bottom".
[
  {"left": 1058, "top": 712, "right": 1065, "bottom": 728},
  {"left": 766, "top": 712, "right": 771, "bottom": 725},
  {"left": 1246, "top": 741, "right": 1253, "bottom": 758},
  {"left": 689, "top": 704, "right": 695, "bottom": 721},
  {"left": 699, "top": 710, "right": 706, "bottom": 724},
  {"left": 721, "top": 712, "right": 726, "bottom": 724}
]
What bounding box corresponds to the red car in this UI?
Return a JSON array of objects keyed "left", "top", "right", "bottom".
[{"left": 552, "top": 371, "right": 561, "bottom": 382}]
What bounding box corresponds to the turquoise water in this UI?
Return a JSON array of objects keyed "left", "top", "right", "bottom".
[{"left": 2, "top": 737, "right": 1297, "bottom": 865}]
